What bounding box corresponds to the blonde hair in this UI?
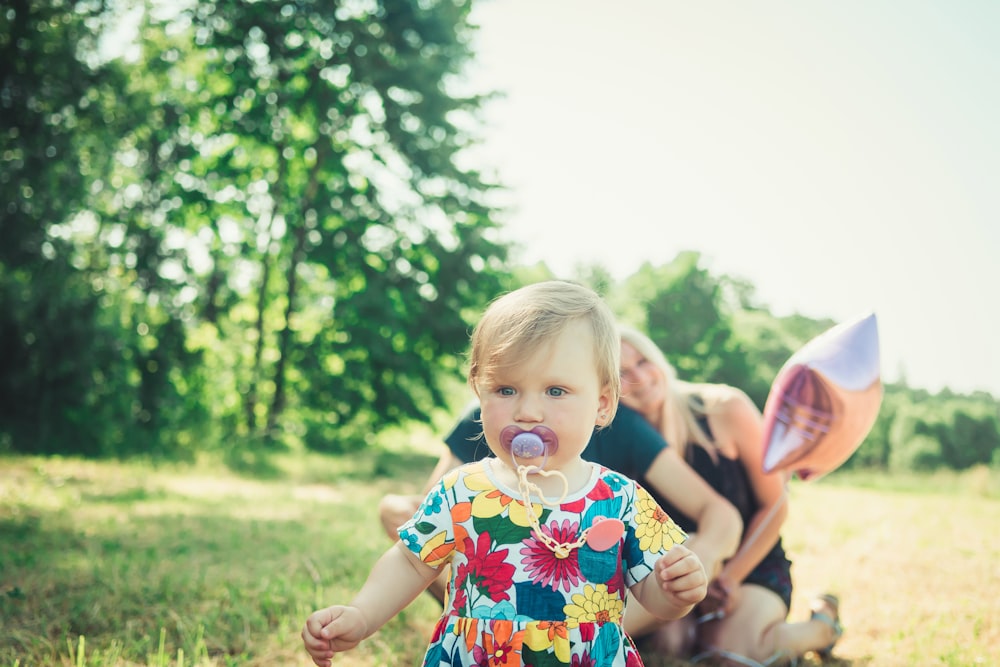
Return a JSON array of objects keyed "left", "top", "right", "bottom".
[
  {"left": 618, "top": 325, "right": 715, "bottom": 460},
  {"left": 468, "top": 281, "right": 621, "bottom": 422}
]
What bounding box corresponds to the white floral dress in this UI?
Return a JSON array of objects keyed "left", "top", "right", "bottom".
[{"left": 398, "top": 459, "right": 687, "bottom": 666}]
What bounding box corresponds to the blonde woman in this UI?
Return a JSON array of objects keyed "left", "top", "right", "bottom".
[{"left": 618, "top": 326, "right": 842, "bottom": 665}]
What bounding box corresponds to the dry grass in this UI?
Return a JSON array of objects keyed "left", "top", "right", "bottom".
[
  {"left": 1, "top": 452, "right": 998, "bottom": 667},
  {"left": 779, "top": 477, "right": 1000, "bottom": 666}
]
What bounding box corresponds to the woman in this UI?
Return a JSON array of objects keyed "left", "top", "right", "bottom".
[{"left": 618, "top": 326, "right": 842, "bottom": 664}]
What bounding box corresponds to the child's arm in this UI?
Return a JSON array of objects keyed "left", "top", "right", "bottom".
[
  {"left": 302, "top": 541, "right": 440, "bottom": 667},
  {"left": 628, "top": 544, "right": 708, "bottom": 622}
]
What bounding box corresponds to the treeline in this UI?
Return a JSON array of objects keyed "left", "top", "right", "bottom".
[
  {"left": 588, "top": 257, "right": 1000, "bottom": 473},
  {"left": 2, "top": 1, "right": 997, "bottom": 471}
]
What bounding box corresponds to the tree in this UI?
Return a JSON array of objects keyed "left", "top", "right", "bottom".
[
  {"left": 730, "top": 309, "right": 834, "bottom": 408},
  {"left": 936, "top": 406, "right": 1000, "bottom": 470},
  {"left": 116, "top": 0, "right": 509, "bottom": 451},
  {"left": 617, "top": 253, "right": 758, "bottom": 401},
  {"left": 1, "top": 0, "right": 509, "bottom": 457},
  {"left": 0, "top": 0, "right": 143, "bottom": 455}
]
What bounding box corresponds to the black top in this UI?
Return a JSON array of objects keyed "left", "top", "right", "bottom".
[{"left": 662, "top": 413, "right": 793, "bottom": 606}]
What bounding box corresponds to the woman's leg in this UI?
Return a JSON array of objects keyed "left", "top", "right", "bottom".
[
  {"left": 378, "top": 493, "right": 421, "bottom": 540},
  {"left": 624, "top": 598, "right": 698, "bottom": 658},
  {"left": 697, "top": 584, "right": 786, "bottom": 663},
  {"left": 698, "top": 585, "right": 840, "bottom": 664}
]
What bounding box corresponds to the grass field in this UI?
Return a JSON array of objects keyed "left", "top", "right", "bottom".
[{"left": 1, "top": 443, "right": 998, "bottom": 667}]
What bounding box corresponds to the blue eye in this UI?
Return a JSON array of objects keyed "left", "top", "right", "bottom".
[
  {"left": 547, "top": 387, "right": 565, "bottom": 397},
  {"left": 499, "top": 387, "right": 515, "bottom": 396}
]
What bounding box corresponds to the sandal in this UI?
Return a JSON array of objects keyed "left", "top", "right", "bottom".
[{"left": 809, "top": 593, "right": 843, "bottom": 660}]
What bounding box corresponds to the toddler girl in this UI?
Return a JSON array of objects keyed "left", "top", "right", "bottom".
[{"left": 302, "top": 280, "right": 707, "bottom": 666}]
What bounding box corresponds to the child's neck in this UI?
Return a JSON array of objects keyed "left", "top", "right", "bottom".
[{"left": 494, "top": 456, "right": 592, "bottom": 502}]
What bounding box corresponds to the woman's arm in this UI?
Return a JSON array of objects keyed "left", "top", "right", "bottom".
[
  {"left": 644, "top": 449, "right": 742, "bottom": 579},
  {"left": 713, "top": 389, "right": 787, "bottom": 587}
]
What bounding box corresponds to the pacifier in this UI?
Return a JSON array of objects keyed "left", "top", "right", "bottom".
[{"left": 499, "top": 425, "right": 558, "bottom": 471}]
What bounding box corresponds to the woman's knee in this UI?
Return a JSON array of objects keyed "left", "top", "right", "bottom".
[
  {"left": 698, "top": 586, "right": 787, "bottom": 661},
  {"left": 377, "top": 494, "right": 420, "bottom": 538}
]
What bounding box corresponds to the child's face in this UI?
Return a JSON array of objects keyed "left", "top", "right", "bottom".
[{"left": 476, "top": 319, "right": 613, "bottom": 471}]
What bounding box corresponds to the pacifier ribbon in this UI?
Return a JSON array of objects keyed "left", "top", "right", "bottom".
[{"left": 500, "top": 427, "right": 622, "bottom": 557}]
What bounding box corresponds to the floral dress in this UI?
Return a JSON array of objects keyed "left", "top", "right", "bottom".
[{"left": 398, "top": 459, "right": 687, "bottom": 667}]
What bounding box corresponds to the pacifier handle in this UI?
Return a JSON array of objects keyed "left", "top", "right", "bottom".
[
  {"left": 500, "top": 426, "right": 558, "bottom": 474},
  {"left": 511, "top": 432, "right": 545, "bottom": 459},
  {"left": 500, "top": 425, "right": 558, "bottom": 457}
]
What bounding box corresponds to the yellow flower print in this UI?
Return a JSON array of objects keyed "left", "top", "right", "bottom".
[
  {"left": 419, "top": 530, "right": 452, "bottom": 567},
  {"left": 441, "top": 468, "right": 461, "bottom": 491},
  {"left": 563, "top": 584, "right": 624, "bottom": 628},
  {"left": 506, "top": 499, "right": 535, "bottom": 527},
  {"left": 466, "top": 471, "right": 540, "bottom": 527},
  {"left": 464, "top": 470, "right": 494, "bottom": 492},
  {"left": 634, "top": 486, "right": 686, "bottom": 553},
  {"left": 523, "top": 621, "right": 570, "bottom": 662}
]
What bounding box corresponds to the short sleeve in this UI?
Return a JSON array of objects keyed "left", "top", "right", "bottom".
[
  {"left": 619, "top": 478, "right": 687, "bottom": 587},
  {"left": 398, "top": 479, "right": 456, "bottom": 568}
]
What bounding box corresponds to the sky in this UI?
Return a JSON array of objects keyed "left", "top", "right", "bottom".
[{"left": 463, "top": 0, "right": 1000, "bottom": 396}]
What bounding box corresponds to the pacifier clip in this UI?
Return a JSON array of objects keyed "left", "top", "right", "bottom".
[{"left": 503, "top": 429, "right": 624, "bottom": 558}]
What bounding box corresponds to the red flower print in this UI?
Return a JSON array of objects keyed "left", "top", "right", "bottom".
[
  {"left": 457, "top": 531, "right": 516, "bottom": 602},
  {"left": 586, "top": 478, "right": 614, "bottom": 501},
  {"left": 450, "top": 585, "right": 469, "bottom": 613},
  {"left": 561, "top": 497, "right": 586, "bottom": 513},
  {"left": 520, "top": 519, "right": 584, "bottom": 592}
]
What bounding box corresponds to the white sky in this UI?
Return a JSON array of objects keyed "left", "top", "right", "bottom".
[{"left": 464, "top": 0, "right": 1000, "bottom": 396}]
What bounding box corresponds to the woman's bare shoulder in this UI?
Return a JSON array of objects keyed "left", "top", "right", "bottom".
[
  {"left": 697, "top": 385, "right": 762, "bottom": 454},
  {"left": 694, "top": 383, "right": 753, "bottom": 412}
]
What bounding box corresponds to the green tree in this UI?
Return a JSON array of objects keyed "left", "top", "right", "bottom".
[
  {"left": 116, "top": 0, "right": 509, "bottom": 451},
  {"left": 935, "top": 405, "right": 1000, "bottom": 470},
  {"left": 619, "top": 253, "right": 759, "bottom": 402},
  {"left": 730, "top": 309, "right": 834, "bottom": 409},
  {"left": 0, "top": 0, "right": 144, "bottom": 455},
  {"left": 1, "top": 0, "right": 509, "bottom": 458},
  {"left": 887, "top": 403, "right": 944, "bottom": 471}
]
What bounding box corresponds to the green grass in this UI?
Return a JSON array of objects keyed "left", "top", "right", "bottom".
[{"left": 2, "top": 449, "right": 998, "bottom": 667}]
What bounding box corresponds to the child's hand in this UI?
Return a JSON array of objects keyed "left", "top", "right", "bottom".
[
  {"left": 654, "top": 544, "right": 708, "bottom": 607},
  {"left": 301, "top": 605, "right": 369, "bottom": 667}
]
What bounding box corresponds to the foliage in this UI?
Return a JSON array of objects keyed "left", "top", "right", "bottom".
[
  {"left": 1, "top": 2, "right": 998, "bottom": 471},
  {"left": 1, "top": 0, "right": 508, "bottom": 457},
  {"left": 868, "top": 389, "right": 1000, "bottom": 472},
  {"left": 602, "top": 253, "right": 1000, "bottom": 474},
  {"left": 0, "top": 0, "right": 153, "bottom": 456},
  {"left": 612, "top": 252, "right": 765, "bottom": 406},
  {"left": 617, "top": 255, "right": 730, "bottom": 371}
]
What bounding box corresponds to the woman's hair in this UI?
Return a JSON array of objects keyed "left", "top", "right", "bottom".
[
  {"left": 618, "top": 325, "right": 715, "bottom": 459},
  {"left": 468, "top": 281, "right": 621, "bottom": 423}
]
